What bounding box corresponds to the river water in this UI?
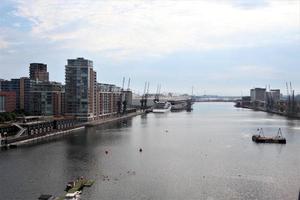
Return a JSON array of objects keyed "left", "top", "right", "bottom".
[{"left": 0, "top": 102, "right": 300, "bottom": 200}]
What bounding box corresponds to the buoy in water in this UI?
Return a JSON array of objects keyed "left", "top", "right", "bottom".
[{"left": 139, "top": 148, "right": 143, "bottom": 152}]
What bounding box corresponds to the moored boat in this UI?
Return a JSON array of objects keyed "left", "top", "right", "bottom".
[{"left": 152, "top": 101, "right": 171, "bottom": 113}]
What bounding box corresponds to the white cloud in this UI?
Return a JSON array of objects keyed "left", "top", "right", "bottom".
[{"left": 15, "top": 0, "right": 300, "bottom": 59}]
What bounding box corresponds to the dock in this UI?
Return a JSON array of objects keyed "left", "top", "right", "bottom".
[
  {"left": 85, "top": 111, "right": 142, "bottom": 127},
  {"left": 55, "top": 178, "right": 94, "bottom": 200},
  {"left": 67, "top": 179, "right": 94, "bottom": 193}
]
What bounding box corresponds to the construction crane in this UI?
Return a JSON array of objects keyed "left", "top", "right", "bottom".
[
  {"left": 140, "top": 82, "right": 147, "bottom": 110},
  {"left": 154, "top": 84, "right": 161, "bottom": 103},
  {"left": 127, "top": 78, "right": 131, "bottom": 91},
  {"left": 290, "top": 82, "right": 295, "bottom": 114}
]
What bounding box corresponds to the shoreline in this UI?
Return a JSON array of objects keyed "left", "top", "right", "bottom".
[
  {"left": 1, "top": 111, "right": 144, "bottom": 149},
  {"left": 85, "top": 111, "right": 143, "bottom": 127},
  {"left": 236, "top": 105, "right": 300, "bottom": 119}
]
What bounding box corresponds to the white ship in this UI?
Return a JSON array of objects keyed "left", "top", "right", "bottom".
[{"left": 152, "top": 101, "right": 172, "bottom": 113}]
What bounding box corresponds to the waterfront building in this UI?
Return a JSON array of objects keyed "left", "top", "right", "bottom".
[
  {"left": 29, "top": 81, "right": 63, "bottom": 116},
  {"left": 270, "top": 89, "right": 281, "bottom": 102},
  {"left": 29, "top": 63, "right": 49, "bottom": 82},
  {"left": 250, "top": 88, "right": 266, "bottom": 102},
  {"left": 65, "top": 58, "right": 97, "bottom": 121},
  {"left": 250, "top": 88, "right": 266, "bottom": 109},
  {"left": 0, "top": 78, "right": 31, "bottom": 112},
  {"left": 240, "top": 96, "right": 251, "bottom": 107},
  {"left": 0, "top": 96, "right": 4, "bottom": 112},
  {"left": 96, "top": 83, "right": 122, "bottom": 117},
  {"left": 123, "top": 90, "right": 133, "bottom": 108},
  {"left": 0, "top": 91, "right": 16, "bottom": 112},
  {"left": 60, "top": 86, "right": 66, "bottom": 115}
]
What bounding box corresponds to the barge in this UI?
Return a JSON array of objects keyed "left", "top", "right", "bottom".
[{"left": 252, "top": 128, "right": 286, "bottom": 144}]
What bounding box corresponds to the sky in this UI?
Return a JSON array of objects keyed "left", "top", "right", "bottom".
[{"left": 0, "top": 0, "right": 299, "bottom": 96}]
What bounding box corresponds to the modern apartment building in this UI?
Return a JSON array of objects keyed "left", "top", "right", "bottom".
[
  {"left": 0, "top": 91, "right": 16, "bottom": 112},
  {"left": 65, "top": 58, "right": 97, "bottom": 121},
  {"left": 96, "top": 83, "right": 122, "bottom": 117},
  {"left": 0, "top": 78, "right": 31, "bottom": 112},
  {"left": 0, "top": 96, "right": 4, "bottom": 112},
  {"left": 29, "top": 63, "right": 49, "bottom": 82},
  {"left": 250, "top": 88, "right": 266, "bottom": 102},
  {"left": 269, "top": 89, "right": 281, "bottom": 102},
  {"left": 29, "top": 81, "right": 63, "bottom": 116}
]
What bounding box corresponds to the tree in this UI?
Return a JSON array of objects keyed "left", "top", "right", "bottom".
[
  {"left": 10, "top": 112, "right": 17, "bottom": 120},
  {"left": 3, "top": 112, "right": 12, "bottom": 121},
  {"left": 0, "top": 115, "right": 5, "bottom": 123}
]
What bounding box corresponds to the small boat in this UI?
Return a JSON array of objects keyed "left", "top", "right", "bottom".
[
  {"left": 252, "top": 128, "right": 286, "bottom": 144},
  {"left": 64, "top": 191, "right": 81, "bottom": 200}
]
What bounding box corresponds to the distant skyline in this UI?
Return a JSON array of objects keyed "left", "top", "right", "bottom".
[{"left": 0, "top": 0, "right": 299, "bottom": 95}]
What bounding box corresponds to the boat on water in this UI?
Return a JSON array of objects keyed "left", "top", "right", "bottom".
[
  {"left": 252, "top": 128, "right": 286, "bottom": 144},
  {"left": 152, "top": 101, "right": 172, "bottom": 113},
  {"left": 170, "top": 101, "right": 188, "bottom": 112},
  {"left": 64, "top": 191, "right": 81, "bottom": 200}
]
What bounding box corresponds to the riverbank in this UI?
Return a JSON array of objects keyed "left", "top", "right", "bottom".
[
  {"left": 236, "top": 105, "right": 300, "bottom": 119},
  {"left": 1, "top": 111, "right": 144, "bottom": 149},
  {"left": 85, "top": 111, "right": 143, "bottom": 127},
  {"left": 6, "top": 126, "right": 85, "bottom": 148}
]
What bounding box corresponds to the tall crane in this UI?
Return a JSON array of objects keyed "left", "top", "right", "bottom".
[
  {"left": 140, "top": 82, "right": 147, "bottom": 110},
  {"left": 127, "top": 78, "right": 131, "bottom": 91},
  {"left": 117, "top": 77, "right": 126, "bottom": 114},
  {"left": 154, "top": 84, "right": 161, "bottom": 103}
]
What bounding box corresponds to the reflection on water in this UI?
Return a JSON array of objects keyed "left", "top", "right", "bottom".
[{"left": 0, "top": 103, "right": 300, "bottom": 200}]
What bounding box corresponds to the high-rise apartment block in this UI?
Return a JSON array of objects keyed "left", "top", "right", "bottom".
[
  {"left": 29, "top": 63, "right": 49, "bottom": 82},
  {"left": 65, "top": 58, "right": 97, "bottom": 121}
]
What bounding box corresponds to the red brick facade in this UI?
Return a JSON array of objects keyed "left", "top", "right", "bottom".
[{"left": 0, "top": 91, "right": 16, "bottom": 112}]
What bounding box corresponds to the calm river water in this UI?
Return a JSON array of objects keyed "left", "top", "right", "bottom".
[{"left": 0, "top": 102, "right": 300, "bottom": 200}]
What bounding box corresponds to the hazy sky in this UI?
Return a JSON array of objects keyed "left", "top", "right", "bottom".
[{"left": 0, "top": 0, "right": 299, "bottom": 95}]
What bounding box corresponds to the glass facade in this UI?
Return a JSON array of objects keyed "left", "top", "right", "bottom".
[
  {"left": 65, "top": 58, "right": 96, "bottom": 120},
  {"left": 0, "top": 96, "right": 5, "bottom": 113}
]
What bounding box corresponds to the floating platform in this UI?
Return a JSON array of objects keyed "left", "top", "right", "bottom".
[
  {"left": 66, "top": 178, "right": 94, "bottom": 193},
  {"left": 252, "top": 128, "right": 286, "bottom": 144},
  {"left": 52, "top": 178, "right": 94, "bottom": 200},
  {"left": 252, "top": 135, "right": 286, "bottom": 144}
]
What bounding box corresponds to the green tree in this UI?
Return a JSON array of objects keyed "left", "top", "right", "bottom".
[
  {"left": 10, "top": 112, "right": 17, "bottom": 120},
  {"left": 3, "top": 113, "right": 12, "bottom": 121},
  {"left": 0, "top": 115, "right": 5, "bottom": 123}
]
